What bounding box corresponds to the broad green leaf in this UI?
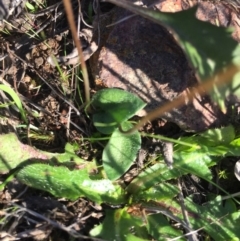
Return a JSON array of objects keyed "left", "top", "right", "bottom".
[
  {"left": 207, "top": 211, "right": 240, "bottom": 241},
  {"left": 0, "top": 133, "right": 132, "bottom": 204},
  {"left": 226, "top": 137, "right": 240, "bottom": 156},
  {"left": 146, "top": 213, "right": 184, "bottom": 241},
  {"left": 0, "top": 84, "right": 27, "bottom": 123},
  {"left": 102, "top": 122, "right": 141, "bottom": 180},
  {"left": 196, "top": 137, "right": 240, "bottom": 157},
  {"left": 176, "top": 125, "right": 235, "bottom": 153},
  {"left": 105, "top": 0, "right": 240, "bottom": 110},
  {"left": 197, "top": 125, "right": 235, "bottom": 146},
  {"left": 142, "top": 197, "right": 240, "bottom": 240},
  {"left": 127, "top": 151, "right": 212, "bottom": 194},
  {"left": 196, "top": 145, "right": 229, "bottom": 157},
  {"left": 174, "top": 151, "right": 212, "bottom": 180},
  {"left": 126, "top": 163, "right": 180, "bottom": 194},
  {"left": 0, "top": 133, "right": 85, "bottom": 174},
  {"left": 190, "top": 197, "right": 240, "bottom": 240},
  {"left": 93, "top": 112, "right": 118, "bottom": 134},
  {"left": 91, "top": 88, "right": 146, "bottom": 125},
  {"left": 16, "top": 163, "right": 126, "bottom": 204},
  {"left": 90, "top": 208, "right": 149, "bottom": 240},
  {"left": 135, "top": 183, "right": 179, "bottom": 202},
  {"left": 0, "top": 133, "right": 51, "bottom": 173}
]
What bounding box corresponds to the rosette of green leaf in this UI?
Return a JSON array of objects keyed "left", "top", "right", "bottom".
[
  {"left": 102, "top": 121, "right": 141, "bottom": 180},
  {"left": 104, "top": 0, "right": 240, "bottom": 111},
  {"left": 91, "top": 88, "right": 146, "bottom": 134},
  {"left": 16, "top": 163, "right": 126, "bottom": 204}
]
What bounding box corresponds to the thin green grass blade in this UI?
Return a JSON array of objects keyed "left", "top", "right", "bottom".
[{"left": 0, "top": 84, "right": 27, "bottom": 123}]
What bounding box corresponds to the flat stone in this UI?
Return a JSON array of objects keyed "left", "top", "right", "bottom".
[{"left": 90, "top": 5, "right": 226, "bottom": 132}]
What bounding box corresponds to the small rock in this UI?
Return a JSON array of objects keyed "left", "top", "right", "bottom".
[{"left": 90, "top": 6, "right": 226, "bottom": 132}]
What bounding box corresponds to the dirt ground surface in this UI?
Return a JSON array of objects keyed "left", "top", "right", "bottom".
[{"left": 0, "top": 0, "right": 240, "bottom": 240}]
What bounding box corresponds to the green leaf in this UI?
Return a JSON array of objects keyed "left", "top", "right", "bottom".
[
  {"left": 191, "top": 125, "right": 235, "bottom": 147},
  {"left": 226, "top": 137, "right": 240, "bottom": 156},
  {"left": 146, "top": 213, "right": 184, "bottom": 241},
  {"left": 175, "top": 126, "right": 240, "bottom": 157},
  {"left": 196, "top": 145, "right": 229, "bottom": 157},
  {"left": 16, "top": 163, "right": 126, "bottom": 204},
  {"left": 142, "top": 197, "right": 240, "bottom": 241},
  {"left": 126, "top": 163, "right": 178, "bottom": 195},
  {"left": 25, "top": 1, "right": 35, "bottom": 11},
  {"left": 90, "top": 208, "right": 149, "bottom": 240},
  {"left": 0, "top": 133, "right": 85, "bottom": 174},
  {"left": 0, "top": 133, "right": 49, "bottom": 173},
  {"left": 135, "top": 183, "right": 179, "bottom": 202},
  {"left": 91, "top": 88, "right": 146, "bottom": 126},
  {"left": 174, "top": 151, "right": 213, "bottom": 180},
  {"left": 93, "top": 112, "right": 118, "bottom": 134},
  {"left": 126, "top": 151, "right": 212, "bottom": 194},
  {"left": 176, "top": 126, "right": 235, "bottom": 154},
  {"left": 0, "top": 84, "right": 27, "bottom": 123},
  {"left": 102, "top": 122, "right": 141, "bottom": 180},
  {"left": 191, "top": 197, "right": 240, "bottom": 240}
]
